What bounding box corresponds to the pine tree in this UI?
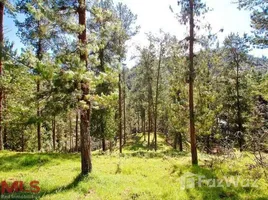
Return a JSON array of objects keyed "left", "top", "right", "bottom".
[
  {"left": 77, "top": 0, "right": 92, "bottom": 174},
  {"left": 0, "top": 0, "right": 15, "bottom": 150},
  {"left": 15, "top": 0, "right": 56, "bottom": 151},
  {"left": 0, "top": 0, "right": 4, "bottom": 150},
  {"left": 237, "top": 0, "right": 268, "bottom": 48}
]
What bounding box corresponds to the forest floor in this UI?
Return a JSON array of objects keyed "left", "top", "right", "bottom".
[{"left": 0, "top": 134, "right": 267, "bottom": 200}]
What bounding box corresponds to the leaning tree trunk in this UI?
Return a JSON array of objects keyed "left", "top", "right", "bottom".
[
  {"left": 189, "top": 0, "right": 198, "bottom": 165},
  {"left": 0, "top": 2, "right": 4, "bottom": 151},
  {"left": 78, "top": 0, "right": 92, "bottom": 174}
]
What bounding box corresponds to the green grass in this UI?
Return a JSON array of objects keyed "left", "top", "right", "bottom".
[{"left": 0, "top": 134, "right": 267, "bottom": 200}]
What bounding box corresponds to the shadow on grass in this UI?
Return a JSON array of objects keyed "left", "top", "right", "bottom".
[
  {"left": 2, "top": 173, "right": 88, "bottom": 200},
  {"left": 124, "top": 133, "right": 173, "bottom": 152},
  {"left": 122, "top": 133, "right": 188, "bottom": 158},
  {"left": 124, "top": 135, "right": 148, "bottom": 151},
  {"left": 0, "top": 152, "right": 80, "bottom": 172},
  {"left": 39, "top": 173, "right": 88, "bottom": 197},
  {"left": 122, "top": 149, "right": 188, "bottom": 159}
]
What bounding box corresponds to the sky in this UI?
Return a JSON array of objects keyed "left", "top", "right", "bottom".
[{"left": 3, "top": 0, "right": 268, "bottom": 66}]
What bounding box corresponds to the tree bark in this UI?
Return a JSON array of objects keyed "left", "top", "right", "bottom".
[
  {"left": 56, "top": 123, "right": 61, "bottom": 150},
  {"left": 143, "top": 117, "right": 146, "bottom": 141},
  {"left": 3, "top": 124, "right": 7, "bottom": 149},
  {"left": 235, "top": 59, "right": 243, "bottom": 152},
  {"left": 78, "top": 0, "right": 92, "bottom": 174},
  {"left": 147, "top": 110, "right": 151, "bottom": 149},
  {"left": 123, "top": 67, "right": 126, "bottom": 145},
  {"left": 69, "top": 112, "right": 73, "bottom": 152},
  {"left": 189, "top": 0, "right": 198, "bottom": 165},
  {"left": 206, "top": 135, "right": 210, "bottom": 154},
  {"left": 154, "top": 44, "right": 163, "bottom": 151},
  {"left": 80, "top": 106, "right": 92, "bottom": 174},
  {"left": 52, "top": 116, "right": 56, "bottom": 150},
  {"left": 147, "top": 63, "right": 153, "bottom": 150},
  {"left": 102, "top": 137, "right": 106, "bottom": 151},
  {"left": 137, "top": 111, "right": 140, "bottom": 133},
  {"left": 36, "top": 19, "right": 43, "bottom": 151},
  {"left": 109, "top": 139, "right": 113, "bottom": 152},
  {"left": 0, "top": 2, "right": 4, "bottom": 151},
  {"left": 118, "top": 72, "right": 123, "bottom": 153},
  {"left": 3, "top": 93, "right": 6, "bottom": 148},
  {"left": 178, "top": 132, "right": 183, "bottom": 152},
  {"left": 75, "top": 111, "right": 79, "bottom": 152},
  {"left": 37, "top": 80, "right": 41, "bottom": 151},
  {"left": 21, "top": 131, "right": 24, "bottom": 152}
]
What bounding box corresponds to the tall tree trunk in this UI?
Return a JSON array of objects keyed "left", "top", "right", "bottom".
[
  {"left": 80, "top": 107, "right": 92, "bottom": 174},
  {"left": 178, "top": 132, "right": 183, "bottom": 152},
  {"left": 118, "top": 71, "right": 123, "bottom": 153},
  {"left": 3, "top": 124, "right": 7, "bottom": 149},
  {"left": 137, "top": 111, "right": 140, "bottom": 133},
  {"left": 147, "top": 110, "right": 151, "bottom": 149},
  {"left": 123, "top": 68, "right": 126, "bottom": 145},
  {"left": 0, "top": 2, "right": 4, "bottom": 151},
  {"left": 56, "top": 123, "right": 61, "bottom": 149},
  {"left": 206, "top": 135, "right": 210, "bottom": 154},
  {"left": 102, "top": 137, "right": 106, "bottom": 151},
  {"left": 69, "top": 112, "right": 73, "bottom": 152},
  {"left": 189, "top": 0, "right": 198, "bottom": 165},
  {"left": 235, "top": 60, "right": 243, "bottom": 152},
  {"left": 75, "top": 111, "right": 79, "bottom": 152},
  {"left": 52, "top": 116, "right": 56, "bottom": 151},
  {"left": 154, "top": 44, "right": 163, "bottom": 151},
  {"left": 147, "top": 66, "right": 153, "bottom": 150},
  {"left": 109, "top": 139, "right": 113, "bottom": 152},
  {"left": 37, "top": 80, "right": 41, "bottom": 151},
  {"left": 78, "top": 0, "right": 92, "bottom": 174},
  {"left": 36, "top": 19, "right": 43, "bottom": 151},
  {"left": 3, "top": 93, "right": 6, "bottom": 148},
  {"left": 65, "top": 132, "right": 67, "bottom": 152},
  {"left": 143, "top": 117, "right": 146, "bottom": 141},
  {"left": 21, "top": 131, "right": 24, "bottom": 152},
  {"left": 101, "top": 111, "right": 106, "bottom": 151}
]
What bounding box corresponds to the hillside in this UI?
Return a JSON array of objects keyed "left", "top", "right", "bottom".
[{"left": 0, "top": 134, "right": 267, "bottom": 200}]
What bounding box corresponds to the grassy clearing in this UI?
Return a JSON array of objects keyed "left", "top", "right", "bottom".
[{"left": 0, "top": 134, "right": 267, "bottom": 200}]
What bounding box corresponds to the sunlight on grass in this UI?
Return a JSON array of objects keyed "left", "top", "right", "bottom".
[{"left": 0, "top": 134, "right": 267, "bottom": 200}]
